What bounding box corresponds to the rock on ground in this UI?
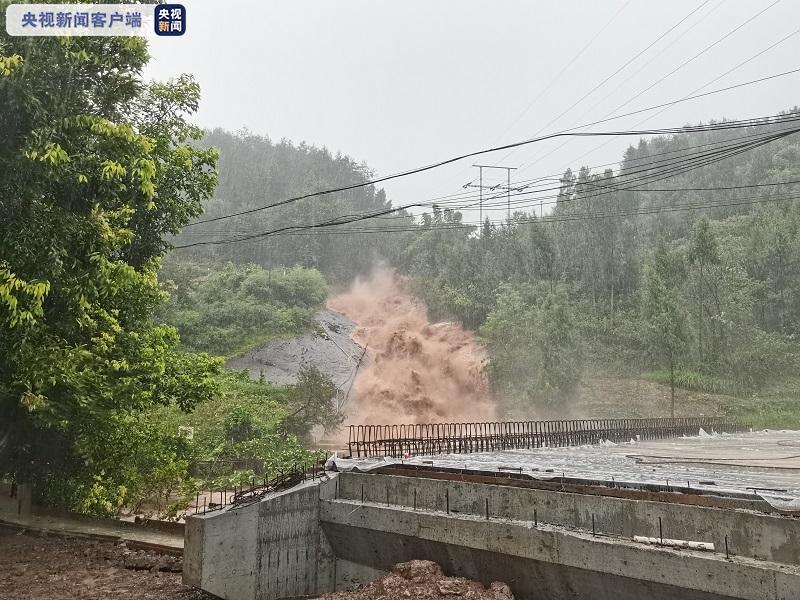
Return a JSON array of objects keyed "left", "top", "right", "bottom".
[{"left": 318, "top": 560, "right": 514, "bottom": 600}]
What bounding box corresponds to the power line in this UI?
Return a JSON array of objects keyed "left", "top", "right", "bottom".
[
  {"left": 508, "top": 121, "right": 800, "bottom": 193},
  {"left": 423, "top": 125, "right": 800, "bottom": 218},
  {"left": 562, "top": 0, "right": 728, "bottom": 132},
  {"left": 279, "top": 120, "right": 800, "bottom": 223},
  {"left": 173, "top": 123, "right": 800, "bottom": 248},
  {"left": 494, "top": 0, "right": 633, "bottom": 142},
  {"left": 184, "top": 94, "right": 800, "bottom": 228},
  {"left": 468, "top": 164, "right": 517, "bottom": 222},
  {"left": 197, "top": 193, "right": 800, "bottom": 239},
  {"left": 174, "top": 181, "right": 800, "bottom": 238},
  {"left": 192, "top": 114, "right": 800, "bottom": 225},
  {"left": 450, "top": 0, "right": 634, "bottom": 189},
  {"left": 492, "top": 0, "right": 716, "bottom": 168},
  {"left": 309, "top": 120, "right": 800, "bottom": 226},
  {"left": 176, "top": 123, "right": 800, "bottom": 243},
  {"left": 593, "top": 0, "right": 780, "bottom": 127},
  {"left": 523, "top": 25, "right": 800, "bottom": 178},
  {"left": 396, "top": 127, "right": 800, "bottom": 216},
  {"left": 435, "top": 119, "right": 800, "bottom": 206}
]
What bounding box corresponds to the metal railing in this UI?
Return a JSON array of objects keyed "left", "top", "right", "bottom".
[
  {"left": 190, "top": 458, "right": 328, "bottom": 515},
  {"left": 347, "top": 417, "right": 748, "bottom": 458}
]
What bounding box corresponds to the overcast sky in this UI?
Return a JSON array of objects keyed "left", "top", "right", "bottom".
[{"left": 145, "top": 0, "right": 800, "bottom": 223}]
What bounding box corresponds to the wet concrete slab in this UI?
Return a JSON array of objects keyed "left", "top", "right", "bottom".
[{"left": 394, "top": 430, "right": 800, "bottom": 509}]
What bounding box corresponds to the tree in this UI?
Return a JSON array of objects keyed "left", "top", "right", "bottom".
[
  {"left": 748, "top": 206, "right": 800, "bottom": 333},
  {"left": 0, "top": 23, "right": 220, "bottom": 511},
  {"left": 170, "top": 370, "right": 318, "bottom": 492},
  {"left": 172, "top": 129, "right": 400, "bottom": 284},
  {"left": 535, "top": 291, "right": 583, "bottom": 404},
  {"left": 282, "top": 366, "right": 343, "bottom": 440},
  {"left": 156, "top": 260, "right": 328, "bottom": 356},
  {"left": 480, "top": 285, "right": 582, "bottom": 413},
  {"left": 688, "top": 218, "right": 719, "bottom": 365},
  {"left": 641, "top": 243, "right": 689, "bottom": 417}
]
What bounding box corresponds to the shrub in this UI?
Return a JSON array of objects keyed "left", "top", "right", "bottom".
[{"left": 157, "top": 260, "right": 328, "bottom": 356}]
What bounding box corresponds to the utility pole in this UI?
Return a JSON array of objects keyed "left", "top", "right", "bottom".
[
  {"left": 467, "top": 164, "right": 517, "bottom": 230},
  {"left": 507, "top": 167, "right": 511, "bottom": 220}
]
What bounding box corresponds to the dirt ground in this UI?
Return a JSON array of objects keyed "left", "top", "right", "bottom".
[
  {"left": 0, "top": 529, "right": 512, "bottom": 600},
  {"left": 0, "top": 527, "right": 212, "bottom": 600},
  {"left": 319, "top": 560, "right": 514, "bottom": 600}
]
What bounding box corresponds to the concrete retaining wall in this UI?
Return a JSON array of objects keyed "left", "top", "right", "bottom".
[
  {"left": 322, "top": 523, "right": 732, "bottom": 600},
  {"left": 321, "top": 500, "right": 800, "bottom": 600},
  {"left": 338, "top": 472, "right": 800, "bottom": 565}
]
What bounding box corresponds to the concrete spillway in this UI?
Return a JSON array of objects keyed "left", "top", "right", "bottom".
[{"left": 184, "top": 461, "right": 800, "bottom": 599}]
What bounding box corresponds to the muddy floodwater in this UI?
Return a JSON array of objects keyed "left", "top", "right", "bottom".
[{"left": 328, "top": 270, "right": 496, "bottom": 424}]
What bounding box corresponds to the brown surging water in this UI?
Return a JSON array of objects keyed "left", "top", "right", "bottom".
[{"left": 327, "top": 270, "right": 496, "bottom": 425}]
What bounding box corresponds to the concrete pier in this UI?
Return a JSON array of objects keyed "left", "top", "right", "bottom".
[{"left": 184, "top": 481, "right": 336, "bottom": 599}]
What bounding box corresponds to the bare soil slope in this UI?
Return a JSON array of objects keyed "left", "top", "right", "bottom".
[{"left": 226, "top": 308, "right": 366, "bottom": 392}]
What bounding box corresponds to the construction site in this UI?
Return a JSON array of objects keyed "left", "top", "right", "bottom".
[
  {"left": 178, "top": 421, "right": 800, "bottom": 600},
  {"left": 5, "top": 2, "right": 800, "bottom": 600},
  {"left": 3, "top": 255, "right": 800, "bottom": 600}
]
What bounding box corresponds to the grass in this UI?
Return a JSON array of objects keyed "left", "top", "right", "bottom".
[
  {"left": 724, "top": 398, "right": 800, "bottom": 430},
  {"left": 722, "top": 377, "right": 800, "bottom": 430},
  {"left": 643, "top": 369, "right": 733, "bottom": 395},
  {"left": 640, "top": 370, "right": 800, "bottom": 429}
]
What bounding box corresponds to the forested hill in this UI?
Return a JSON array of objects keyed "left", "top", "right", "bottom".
[
  {"left": 166, "top": 113, "right": 800, "bottom": 421},
  {"left": 374, "top": 112, "right": 799, "bottom": 418},
  {"left": 172, "top": 129, "right": 411, "bottom": 283},
  {"left": 174, "top": 113, "right": 800, "bottom": 290},
  {"left": 545, "top": 111, "right": 800, "bottom": 325},
  {"left": 611, "top": 111, "right": 800, "bottom": 221}
]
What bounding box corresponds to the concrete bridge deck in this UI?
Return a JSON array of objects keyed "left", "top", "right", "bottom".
[{"left": 184, "top": 465, "right": 800, "bottom": 600}]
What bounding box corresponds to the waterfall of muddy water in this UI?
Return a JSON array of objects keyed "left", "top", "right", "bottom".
[{"left": 327, "top": 270, "right": 496, "bottom": 424}]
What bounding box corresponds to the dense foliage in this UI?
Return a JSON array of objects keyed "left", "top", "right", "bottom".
[
  {"left": 41, "top": 367, "right": 337, "bottom": 518},
  {"left": 157, "top": 260, "right": 328, "bottom": 356},
  {"left": 388, "top": 117, "right": 800, "bottom": 412},
  {"left": 172, "top": 129, "right": 409, "bottom": 284},
  {"left": 480, "top": 284, "right": 582, "bottom": 412},
  {"left": 4, "top": 5, "right": 799, "bottom": 518},
  {"left": 0, "top": 25, "right": 230, "bottom": 512},
  {"left": 145, "top": 367, "right": 336, "bottom": 516}
]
